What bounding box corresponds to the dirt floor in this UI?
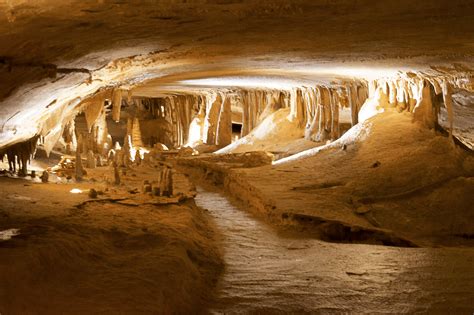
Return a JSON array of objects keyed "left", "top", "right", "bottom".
[
  {"left": 179, "top": 111, "right": 474, "bottom": 247},
  {"left": 0, "top": 162, "right": 223, "bottom": 314}
]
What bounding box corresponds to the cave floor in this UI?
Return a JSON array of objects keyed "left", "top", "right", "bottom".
[
  {"left": 0, "top": 163, "right": 222, "bottom": 314},
  {"left": 0, "top": 153, "right": 473, "bottom": 313},
  {"left": 198, "top": 186, "right": 474, "bottom": 314}
]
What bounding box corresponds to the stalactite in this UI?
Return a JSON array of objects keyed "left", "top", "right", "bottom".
[
  {"left": 241, "top": 91, "right": 250, "bottom": 137},
  {"left": 323, "top": 88, "right": 333, "bottom": 139},
  {"left": 93, "top": 108, "right": 109, "bottom": 154},
  {"left": 43, "top": 124, "right": 64, "bottom": 157},
  {"left": 166, "top": 97, "right": 177, "bottom": 146},
  {"left": 3, "top": 136, "right": 39, "bottom": 176},
  {"left": 305, "top": 86, "right": 321, "bottom": 141},
  {"left": 112, "top": 89, "right": 123, "bottom": 122},
  {"left": 442, "top": 80, "right": 454, "bottom": 141},
  {"left": 216, "top": 94, "right": 232, "bottom": 146},
  {"left": 62, "top": 119, "right": 77, "bottom": 153},
  {"left": 396, "top": 80, "right": 408, "bottom": 112},
  {"left": 388, "top": 81, "right": 397, "bottom": 107},
  {"left": 131, "top": 117, "right": 144, "bottom": 147},
  {"left": 408, "top": 80, "right": 418, "bottom": 112},
  {"left": 330, "top": 89, "right": 340, "bottom": 140},
  {"left": 84, "top": 94, "right": 104, "bottom": 132},
  {"left": 249, "top": 91, "right": 257, "bottom": 131},
  {"left": 257, "top": 90, "right": 279, "bottom": 124},
  {"left": 428, "top": 78, "right": 443, "bottom": 95},
  {"left": 187, "top": 95, "right": 206, "bottom": 146},
  {"left": 368, "top": 80, "right": 377, "bottom": 96},
  {"left": 413, "top": 79, "right": 436, "bottom": 129},
  {"left": 182, "top": 95, "right": 193, "bottom": 145},
  {"left": 314, "top": 86, "right": 331, "bottom": 142},
  {"left": 346, "top": 84, "right": 359, "bottom": 126},
  {"left": 203, "top": 93, "right": 222, "bottom": 145},
  {"left": 289, "top": 88, "right": 305, "bottom": 127},
  {"left": 303, "top": 87, "right": 317, "bottom": 129}
]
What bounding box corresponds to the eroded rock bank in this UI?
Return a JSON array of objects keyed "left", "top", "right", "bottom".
[
  {"left": 179, "top": 111, "right": 474, "bottom": 247},
  {"left": 0, "top": 162, "right": 223, "bottom": 314}
]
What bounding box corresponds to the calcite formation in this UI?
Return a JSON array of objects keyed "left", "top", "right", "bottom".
[{"left": 0, "top": 2, "right": 473, "bottom": 314}]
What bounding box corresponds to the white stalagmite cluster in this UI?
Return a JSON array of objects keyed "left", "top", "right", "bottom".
[
  {"left": 239, "top": 90, "right": 289, "bottom": 136},
  {"left": 357, "top": 72, "right": 467, "bottom": 138},
  {"left": 301, "top": 84, "right": 368, "bottom": 142}
]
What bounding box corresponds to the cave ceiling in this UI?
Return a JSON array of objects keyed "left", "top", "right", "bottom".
[{"left": 0, "top": 0, "right": 473, "bottom": 147}]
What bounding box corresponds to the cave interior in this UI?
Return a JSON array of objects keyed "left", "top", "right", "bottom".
[{"left": 0, "top": 1, "right": 474, "bottom": 314}]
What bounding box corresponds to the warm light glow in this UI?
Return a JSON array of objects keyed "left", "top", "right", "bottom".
[
  {"left": 186, "top": 118, "right": 204, "bottom": 146},
  {"left": 287, "top": 66, "right": 403, "bottom": 80},
  {"left": 179, "top": 76, "right": 305, "bottom": 90},
  {"left": 130, "top": 147, "right": 150, "bottom": 161},
  {"left": 70, "top": 188, "right": 83, "bottom": 194},
  {"left": 0, "top": 229, "right": 20, "bottom": 241}
]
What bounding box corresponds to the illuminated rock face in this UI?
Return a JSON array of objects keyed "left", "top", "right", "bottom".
[{"left": 0, "top": 0, "right": 473, "bottom": 161}]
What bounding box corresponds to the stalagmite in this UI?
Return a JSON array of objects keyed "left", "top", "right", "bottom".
[
  {"left": 40, "top": 170, "right": 49, "bottom": 183},
  {"left": 358, "top": 83, "right": 389, "bottom": 123},
  {"left": 134, "top": 150, "right": 141, "bottom": 165},
  {"left": 7, "top": 150, "right": 16, "bottom": 172},
  {"left": 216, "top": 95, "right": 232, "bottom": 146},
  {"left": 159, "top": 167, "right": 173, "bottom": 197},
  {"left": 167, "top": 168, "right": 173, "bottom": 197},
  {"left": 113, "top": 161, "right": 120, "bottom": 185},
  {"left": 62, "top": 120, "right": 77, "bottom": 154},
  {"left": 122, "top": 135, "right": 132, "bottom": 166},
  {"left": 259, "top": 91, "right": 282, "bottom": 123},
  {"left": 3, "top": 136, "right": 38, "bottom": 176},
  {"left": 142, "top": 180, "right": 152, "bottom": 193},
  {"left": 75, "top": 149, "right": 84, "bottom": 181},
  {"left": 87, "top": 150, "right": 96, "bottom": 169}
]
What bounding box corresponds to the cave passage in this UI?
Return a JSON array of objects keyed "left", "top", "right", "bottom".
[
  {"left": 195, "top": 187, "right": 474, "bottom": 313},
  {"left": 0, "top": 1, "right": 474, "bottom": 314}
]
